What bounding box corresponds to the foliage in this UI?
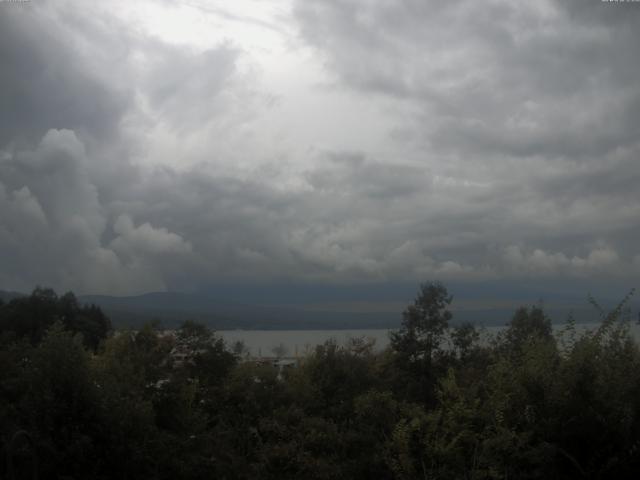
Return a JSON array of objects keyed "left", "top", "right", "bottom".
[
  {"left": 390, "top": 282, "right": 453, "bottom": 363},
  {"left": 1, "top": 284, "right": 640, "bottom": 479},
  {"left": 0, "top": 287, "right": 111, "bottom": 350},
  {"left": 389, "top": 281, "right": 454, "bottom": 405}
]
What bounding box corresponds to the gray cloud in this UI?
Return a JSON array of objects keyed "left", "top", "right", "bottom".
[
  {"left": 0, "top": 4, "right": 129, "bottom": 147},
  {"left": 294, "top": 0, "right": 640, "bottom": 159},
  {"left": 141, "top": 45, "right": 241, "bottom": 129},
  {"left": 292, "top": 0, "right": 640, "bottom": 277},
  {"left": 305, "top": 151, "right": 429, "bottom": 199},
  {"left": 0, "top": 0, "right": 638, "bottom": 296}
]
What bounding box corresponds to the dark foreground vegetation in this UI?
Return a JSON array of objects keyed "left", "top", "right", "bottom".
[{"left": 1, "top": 284, "right": 639, "bottom": 479}]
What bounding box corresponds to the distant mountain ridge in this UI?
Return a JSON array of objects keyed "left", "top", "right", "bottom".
[
  {"left": 79, "top": 292, "right": 400, "bottom": 330},
  {"left": 3, "top": 286, "right": 635, "bottom": 330},
  {"left": 79, "top": 290, "right": 617, "bottom": 330},
  {"left": 0, "top": 290, "right": 25, "bottom": 303}
]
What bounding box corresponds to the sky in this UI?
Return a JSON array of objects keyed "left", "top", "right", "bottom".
[{"left": 0, "top": 0, "right": 639, "bottom": 309}]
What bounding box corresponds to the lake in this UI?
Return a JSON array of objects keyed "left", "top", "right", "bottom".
[
  {"left": 218, "top": 322, "right": 640, "bottom": 357},
  {"left": 218, "top": 329, "right": 393, "bottom": 357}
]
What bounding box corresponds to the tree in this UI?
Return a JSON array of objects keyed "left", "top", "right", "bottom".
[
  {"left": 0, "top": 287, "right": 59, "bottom": 344},
  {"left": 503, "top": 305, "right": 552, "bottom": 354},
  {"left": 22, "top": 323, "right": 102, "bottom": 477},
  {"left": 174, "top": 320, "right": 236, "bottom": 382},
  {"left": 300, "top": 339, "right": 378, "bottom": 419},
  {"left": 0, "top": 288, "right": 111, "bottom": 350},
  {"left": 389, "top": 282, "right": 453, "bottom": 404},
  {"left": 451, "top": 322, "right": 480, "bottom": 360},
  {"left": 391, "top": 282, "right": 453, "bottom": 364}
]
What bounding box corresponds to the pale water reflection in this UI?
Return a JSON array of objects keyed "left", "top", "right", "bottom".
[
  {"left": 218, "top": 329, "right": 392, "bottom": 357},
  {"left": 219, "top": 322, "right": 640, "bottom": 358}
]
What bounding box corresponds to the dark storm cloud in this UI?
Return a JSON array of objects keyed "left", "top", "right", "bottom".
[
  {"left": 0, "top": 5, "right": 129, "bottom": 146},
  {"left": 0, "top": 2, "right": 251, "bottom": 293}
]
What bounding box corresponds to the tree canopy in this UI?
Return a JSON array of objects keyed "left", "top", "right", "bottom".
[{"left": 1, "top": 284, "right": 639, "bottom": 479}]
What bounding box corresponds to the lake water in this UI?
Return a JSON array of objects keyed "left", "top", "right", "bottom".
[
  {"left": 218, "top": 329, "right": 393, "bottom": 357},
  {"left": 219, "top": 322, "right": 640, "bottom": 357}
]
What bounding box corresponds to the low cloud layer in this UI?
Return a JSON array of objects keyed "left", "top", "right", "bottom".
[{"left": 0, "top": 0, "right": 638, "bottom": 296}]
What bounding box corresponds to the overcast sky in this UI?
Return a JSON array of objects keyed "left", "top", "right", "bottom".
[{"left": 0, "top": 0, "right": 639, "bottom": 301}]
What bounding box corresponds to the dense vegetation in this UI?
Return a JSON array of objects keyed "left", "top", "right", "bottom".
[{"left": 1, "top": 284, "right": 639, "bottom": 479}]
